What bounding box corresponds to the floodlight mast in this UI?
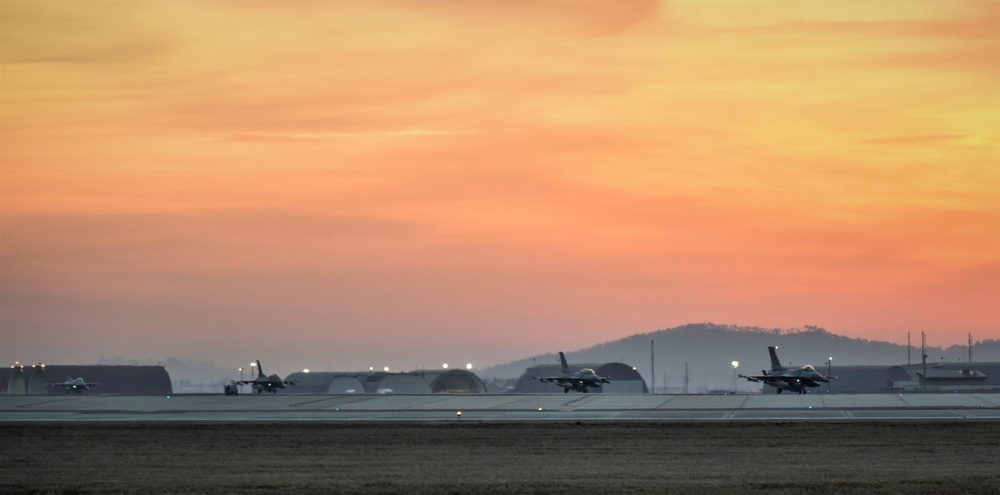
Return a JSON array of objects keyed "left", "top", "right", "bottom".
[
  {"left": 731, "top": 361, "right": 739, "bottom": 392},
  {"left": 826, "top": 357, "right": 833, "bottom": 393}
]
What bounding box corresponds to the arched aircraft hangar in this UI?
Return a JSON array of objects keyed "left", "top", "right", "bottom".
[
  {"left": 279, "top": 369, "right": 487, "bottom": 394},
  {"left": 512, "top": 362, "right": 648, "bottom": 393},
  {"left": 1, "top": 365, "right": 172, "bottom": 395}
]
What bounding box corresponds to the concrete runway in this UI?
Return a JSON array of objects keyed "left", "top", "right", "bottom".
[{"left": 2, "top": 393, "right": 998, "bottom": 423}]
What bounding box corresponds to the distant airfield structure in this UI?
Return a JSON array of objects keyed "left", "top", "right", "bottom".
[
  {"left": 750, "top": 362, "right": 1000, "bottom": 394},
  {"left": 262, "top": 360, "right": 650, "bottom": 395},
  {"left": 512, "top": 362, "right": 648, "bottom": 393},
  {"left": 278, "top": 369, "right": 488, "bottom": 394},
  {"left": 1, "top": 365, "right": 172, "bottom": 396},
  {"left": 3, "top": 361, "right": 997, "bottom": 396}
]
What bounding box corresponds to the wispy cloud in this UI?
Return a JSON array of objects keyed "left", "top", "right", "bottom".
[
  {"left": 862, "top": 134, "right": 965, "bottom": 146},
  {"left": 222, "top": 128, "right": 479, "bottom": 143}
]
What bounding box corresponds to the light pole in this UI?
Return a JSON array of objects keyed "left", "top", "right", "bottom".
[
  {"left": 238, "top": 367, "right": 244, "bottom": 392},
  {"left": 249, "top": 362, "right": 257, "bottom": 392},
  {"left": 731, "top": 361, "right": 739, "bottom": 393},
  {"left": 826, "top": 357, "right": 833, "bottom": 393}
]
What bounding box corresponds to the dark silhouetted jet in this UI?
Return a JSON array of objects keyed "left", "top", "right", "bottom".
[
  {"left": 50, "top": 377, "right": 99, "bottom": 394},
  {"left": 739, "top": 346, "right": 835, "bottom": 394},
  {"left": 533, "top": 352, "right": 610, "bottom": 393},
  {"left": 237, "top": 360, "right": 295, "bottom": 394}
]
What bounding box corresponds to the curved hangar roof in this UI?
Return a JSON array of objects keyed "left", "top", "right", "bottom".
[
  {"left": 1, "top": 365, "right": 172, "bottom": 396},
  {"left": 513, "top": 362, "right": 648, "bottom": 393},
  {"left": 280, "top": 369, "right": 486, "bottom": 394}
]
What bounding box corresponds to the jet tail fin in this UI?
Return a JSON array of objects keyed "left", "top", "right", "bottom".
[
  {"left": 558, "top": 352, "right": 570, "bottom": 373},
  {"left": 256, "top": 360, "right": 265, "bottom": 378},
  {"left": 767, "top": 346, "right": 786, "bottom": 371}
]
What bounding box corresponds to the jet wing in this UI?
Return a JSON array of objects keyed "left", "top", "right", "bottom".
[
  {"left": 534, "top": 376, "right": 608, "bottom": 384},
  {"left": 740, "top": 374, "right": 801, "bottom": 385},
  {"left": 764, "top": 376, "right": 808, "bottom": 387},
  {"left": 533, "top": 376, "right": 592, "bottom": 384},
  {"left": 533, "top": 376, "right": 563, "bottom": 383}
]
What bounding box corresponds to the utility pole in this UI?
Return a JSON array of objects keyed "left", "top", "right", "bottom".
[
  {"left": 683, "top": 362, "right": 689, "bottom": 394},
  {"left": 921, "top": 332, "right": 927, "bottom": 392},
  {"left": 826, "top": 357, "right": 833, "bottom": 394}
]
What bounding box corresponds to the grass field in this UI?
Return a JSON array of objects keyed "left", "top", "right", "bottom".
[{"left": 2, "top": 422, "right": 998, "bottom": 494}]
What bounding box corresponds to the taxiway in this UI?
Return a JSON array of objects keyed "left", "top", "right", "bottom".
[{"left": 2, "top": 393, "right": 998, "bottom": 423}]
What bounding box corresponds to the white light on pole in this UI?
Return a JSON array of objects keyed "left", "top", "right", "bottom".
[
  {"left": 731, "top": 361, "right": 739, "bottom": 392},
  {"left": 826, "top": 357, "right": 833, "bottom": 393}
]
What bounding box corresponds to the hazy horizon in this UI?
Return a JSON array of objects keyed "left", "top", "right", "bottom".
[
  {"left": 6, "top": 324, "right": 996, "bottom": 382},
  {"left": 3, "top": 2, "right": 997, "bottom": 375}
]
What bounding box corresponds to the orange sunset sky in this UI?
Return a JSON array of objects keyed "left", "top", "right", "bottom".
[{"left": 2, "top": 1, "right": 998, "bottom": 372}]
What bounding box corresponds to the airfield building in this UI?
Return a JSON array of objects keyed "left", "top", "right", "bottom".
[
  {"left": 278, "top": 369, "right": 487, "bottom": 394},
  {"left": 1, "top": 365, "right": 172, "bottom": 396},
  {"left": 511, "top": 362, "right": 648, "bottom": 393},
  {"left": 754, "top": 361, "right": 1000, "bottom": 394}
]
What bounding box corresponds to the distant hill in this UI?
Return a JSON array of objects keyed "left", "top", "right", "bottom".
[{"left": 478, "top": 323, "right": 1000, "bottom": 392}]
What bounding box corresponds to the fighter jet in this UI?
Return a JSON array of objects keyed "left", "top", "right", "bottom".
[
  {"left": 237, "top": 360, "right": 295, "bottom": 394},
  {"left": 533, "top": 352, "right": 610, "bottom": 393},
  {"left": 738, "top": 346, "right": 835, "bottom": 394},
  {"left": 49, "top": 377, "right": 100, "bottom": 394}
]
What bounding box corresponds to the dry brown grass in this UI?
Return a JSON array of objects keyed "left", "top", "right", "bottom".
[{"left": 2, "top": 422, "right": 998, "bottom": 494}]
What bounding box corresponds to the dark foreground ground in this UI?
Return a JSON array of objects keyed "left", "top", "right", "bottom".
[{"left": 2, "top": 422, "right": 998, "bottom": 494}]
